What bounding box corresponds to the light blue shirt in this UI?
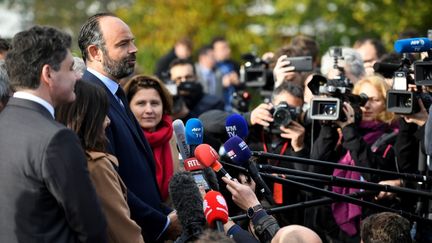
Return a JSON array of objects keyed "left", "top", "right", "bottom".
[{"left": 13, "top": 91, "right": 55, "bottom": 118}]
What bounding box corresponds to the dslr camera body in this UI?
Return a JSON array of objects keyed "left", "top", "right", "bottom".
[{"left": 267, "top": 101, "right": 302, "bottom": 134}]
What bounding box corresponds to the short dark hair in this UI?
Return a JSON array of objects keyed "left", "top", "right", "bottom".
[
  {"left": 272, "top": 81, "right": 304, "bottom": 101},
  {"left": 78, "top": 12, "right": 117, "bottom": 62},
  {"left": 353, "top": 38, "right": 387, "bottom": 59},
  {"left": 169, "top": 58, "right": 196, "bottom": 75},
  {"left": 211, "top": 36, "right": 227, "bottom": 47},
  {"left": 124, "top": 75, "right": 173, "bottom": 115},
  {"left": 198, "top": 44, "right": 214, "bottom": 57},
  {"left": 56, "top": 81, "right": 109, "bottom": 152},
  {"left": 5, "top": 26, "right": 71, "bottom": 90},
  {"left": 361, "top": 212, "right": 412, "bottom": 243},
  {"left": 291, "top": 35, "right": 320, "bottom": 64},
  {"left": 0, "top": 37, "right": 11, "bottom": 52},
  {"left": 195, "top": 229, "right": 235, "bottom": 243}
]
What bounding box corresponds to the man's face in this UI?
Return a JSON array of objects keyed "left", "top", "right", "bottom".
[
  {"left": 49, "top": 50, "right": 78, "bottom": 106},
  {"left": 99, "top": 16, "right": 137, "bottom": 80},
  {"left": 170, "top": 64, "right": 196, "bottom": 86},
  {"left": 355, "top": 41, "right": 378, "bottom": 76},
  {"left": 213, "top": 41, "right": 231, "bottom": 62}
]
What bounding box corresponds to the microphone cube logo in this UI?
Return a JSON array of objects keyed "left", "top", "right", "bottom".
[
  {"left": 226, "top": 126, "right": 237, "bottom": 137},
  {"left": 227, "top": 150, "right": 237, "bottom": 160},
  {"left": 239, "top": 141, "right": 248, "bottom": 151},
  {"left": 191, "top": 127, "right": 202, "bottom": 138}
]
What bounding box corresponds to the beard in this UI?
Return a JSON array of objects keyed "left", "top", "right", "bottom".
[{"left": 102, "top": 48, "right": 136, "bottom": 79}]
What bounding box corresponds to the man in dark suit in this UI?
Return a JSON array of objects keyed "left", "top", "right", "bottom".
[
  {"left": 78, "top": 13, "right": 181, "bottom": 242},
  {"left": 0, "top": 26, "right": 107, "bottom": 242}
]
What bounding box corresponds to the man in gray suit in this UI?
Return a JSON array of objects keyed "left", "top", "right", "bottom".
[{"left": 0, "top": 26, "right": 107, "bottom": 242}]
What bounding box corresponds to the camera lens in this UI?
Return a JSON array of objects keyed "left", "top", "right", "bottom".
[{"left": 321, "top": 103, "right": 337, "bottom": 115}]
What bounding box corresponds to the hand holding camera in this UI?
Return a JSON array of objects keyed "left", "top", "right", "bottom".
[
  {"left": 335, "top": 102, "right": 356, "bottom": 129},
  {"left": 273, "top": 55, "right": 296, "bottom": 88},
  {"left": 250, "top": 103, "right": 274, "bottom": 127}
]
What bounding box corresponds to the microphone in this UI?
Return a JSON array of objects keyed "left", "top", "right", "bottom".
[
  {"left": 394, "top": 37, "right": 431, "bottom": 53},
  {"left": 185, "top": 118, "right": 204, "bottom": 154},
  {"left": 203, "top": 190, "right": 229, "bottom": 232},
  {"left": 223, "top": 136, "right": 275, "bottom": 205},
  {"left": 169, "top": 171, "right": 206, "bottom": 242},
  {"left": 194, "top": 144, "right": 233, "bottom": 180},
  {"left": 373, "top": 62, "right": 400, "bottom": 78},
  {"left": 173, "top": 119, "right": 191, "bottom": 161},
  {"left": 225, "top": 113, "right": 249, "bottom": 139}
]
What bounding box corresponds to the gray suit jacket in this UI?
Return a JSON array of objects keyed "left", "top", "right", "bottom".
[{"left": 0, "top": 98, "right": 107, "bottom": 243}]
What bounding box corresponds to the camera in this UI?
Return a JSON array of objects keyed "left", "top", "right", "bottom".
[
  {"left": 239, "top": 53, "right": 313, "bottom": 90},
  {"left": 231, "top": 90, "right": 251, "bottom": 113},
  {"left": 386, "top": 37, "right": 432, "bottom": 114},
  {"left": 307, "top": 47, "right": 368, "bottom": 121},
  {"left": 267, "top": 102, "right": 301, "bottom": 134}
]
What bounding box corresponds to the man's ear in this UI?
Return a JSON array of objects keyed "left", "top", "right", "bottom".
[
  {"left": 40, "top": 64, "right": 53, "bottom": 87},
  {"left": 87, "top": 44, "right": 102, "bottom": 62}
]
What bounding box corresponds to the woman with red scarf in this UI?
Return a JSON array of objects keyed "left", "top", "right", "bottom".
[
  {"left": 309, "top": 75, "right": 400, "bottom": 243},
  {"left": 124, "top": 75, "right": 179, "bottom": 203}
]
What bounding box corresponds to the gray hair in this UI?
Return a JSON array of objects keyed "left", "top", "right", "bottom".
[
  {"left": 321, "top": 47, "right": 365, "bottom": 82},
  {"left": 73, "top": 56, "right": 86, "bottom": 77}
]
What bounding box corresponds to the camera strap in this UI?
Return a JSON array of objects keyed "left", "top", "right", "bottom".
[{"left": 261, "top": 130, "right": 289, "bottom": 204}]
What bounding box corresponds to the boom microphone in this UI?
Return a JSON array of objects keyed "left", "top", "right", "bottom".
[
  {"left": 225, "top": 113, "right": 249, "bottom": 139},
  {"left": 173, "top": 119, "right": 191, "bottom": 161},
  {"left": 195, "top": 144, "right": 233, "bottom": 180},
  {"left": 394, "top": 37, "right": 431, "bottom": 53},
  {"left": 185, "top": 118, "right": 204, "bottom": 154},
  {"left": 224, "top": 136, "right": 275, "bottom": 205},
  {"left": 203, "top": 190, "right": 229, "bottom": 232},
  {"left": 169, "top": 171, "right": 206, "bottom": 242}
]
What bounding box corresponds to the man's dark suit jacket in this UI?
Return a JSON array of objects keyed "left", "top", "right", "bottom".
[
  {"left": 83, "top": 71, "right": 170, "bottom": 242},
  {"left": 0, "top": 98, "right": 107, "bottom": 243}
]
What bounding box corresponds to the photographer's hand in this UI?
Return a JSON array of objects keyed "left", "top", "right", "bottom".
[
  {"left": 273, "top": 55, "right": 296, "bottom": 88},
  {"left": 250, "top": 103, "right": 274, "bottom": 127},
  {"left": 279, "top": 121, "right": 305, "bottom": 152},
  {"left": 402, "top": 98, "right": 428, "bottom": 126},
  {"left": 335, "top": 102, "right": 355, "bottom": 129}
]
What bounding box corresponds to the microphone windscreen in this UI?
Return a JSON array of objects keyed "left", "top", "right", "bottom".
[
  {"left": 169, "top": 172, "right": 205, "bottom": 236},
  {"left": 394, "top": 37, "right": 431, "bottom": 53},
  {"left": 185, "top": 118, "right": 204, "bottom": 145},
  {"left": 173, "top": 119, "right": 191, "bottom": 160},
  {"left": 203, "top": 190, "right": 229, "bottom": 227},
  {"left": 225, "top": 113, "right": 249, "bottom": 139},
  {"left": 223, "top": 136, "right": 252, "bottom": 166}
]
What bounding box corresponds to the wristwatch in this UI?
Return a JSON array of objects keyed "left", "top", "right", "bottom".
[{"left": 247, "top": 204, "right": 264, "bottom": 219}]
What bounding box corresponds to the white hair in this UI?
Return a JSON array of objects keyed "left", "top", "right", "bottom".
[{"left": 321, "top": 47, "right": 365, "bottom": 81}]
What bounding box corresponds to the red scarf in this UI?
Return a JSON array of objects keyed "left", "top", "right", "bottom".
[{"left": 143, "top": 114, "right": 174, "bottom": 201}]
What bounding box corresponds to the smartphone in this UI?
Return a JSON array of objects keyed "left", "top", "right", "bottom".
[
  {"left": 192, "top": 172, "right": 210, "bottom": 191},
  {"left": 286, "top": 56, "right": 313, "bottom": 72}
]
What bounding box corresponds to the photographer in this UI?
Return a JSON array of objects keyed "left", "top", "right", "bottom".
[
  {"left": 309, "top": 75, "right": 399, "bottom": 242},
  {"left": 244, "top": 82, "right": 311, "bottom": 226},
  {"left": 169, "top": 59, "right": 224, "bottom": 122},
  {"left": 273, "top": 45, "right": 312, "bottom": 89}
]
